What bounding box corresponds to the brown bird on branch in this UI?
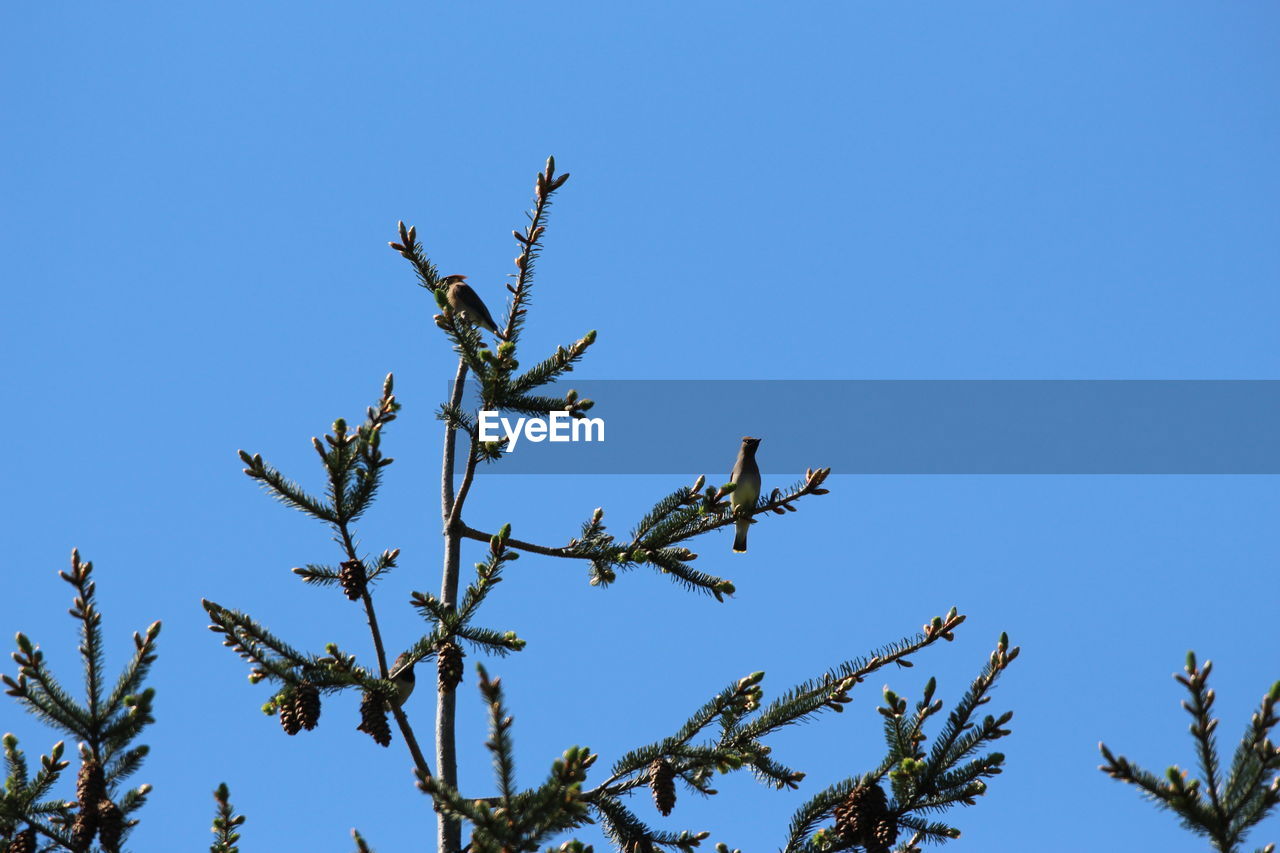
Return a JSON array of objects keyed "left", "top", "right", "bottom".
[
  {"left": 442, "top": 274, "right": 504, "bottom": 338},
  {"left": 730, "top": 436, "right": 762, "bottom": 553}
]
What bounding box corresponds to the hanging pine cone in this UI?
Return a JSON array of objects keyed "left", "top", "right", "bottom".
[
  {"left": 97, "top": 798, "right": 124, "bottom": 851},
  {"left": 76, "top": 760, "right": 105, "bottom": 808},
  {"left": 833, "top": 781, "right": 889, "bottom": 844},
  {"left": 278, "top": 690, "right": 303, "bottom": 736},
  {"left": 295, "top": 682, "right": 321, "bottom": 730},
  {"left": 832, "top": 790, "right": 864, "bottom": 841},
  {"left": 437, "top": 640, "right": 464, "bottom": 692},
  {"left": 69, "top": 808, "right": 98, "bottom": 852},
  {"left": 8, "top": 828, "right": 36, "bottom": 853},
  {"left": 338, "top": 559, "right": 366, "bottom": 600},
  {"left": 357, "top": 691, "right": 392, "bottom": 747},
  {"left": 867, "top": 813, "right": 900, "bottom": 853},
  {"left": 649, "top": 758, "right": 676, "bottom": 816}
]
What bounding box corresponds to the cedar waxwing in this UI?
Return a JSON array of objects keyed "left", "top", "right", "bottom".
[
  {"left": 442, "top": 274, "right": 503, "bottom": 337},
  {"left": 730, "top": 437, "right": 762, "bottom": 553},
  {"left": 389, "top": 652, "right": 416, "bottom": 708}
]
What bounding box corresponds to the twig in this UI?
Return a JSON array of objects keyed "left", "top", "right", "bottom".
[
  {"left": 446, "top": 433, "right": 481, "bottom": 533},
  {"left": 456, "top": 468, "right": 832, "bottom": 560},
  {"left": 441, "top": 360, "right": 468, "bottom": 520},
  {"left": 501, "top": 157, "right": 566, "bottom": 342},
  {"left": 582, "top": 610, "right": 963, "bottom": 802},
  {"left": 336, "top": 519, "right": 432, "bottom": 781}
]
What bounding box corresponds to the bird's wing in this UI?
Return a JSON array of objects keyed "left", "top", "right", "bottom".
[{"left": 462, "top": 283, "right": 500, "bottom": 330}]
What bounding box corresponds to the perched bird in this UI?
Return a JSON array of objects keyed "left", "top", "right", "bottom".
[
  {"left": 389, "top": 652, "right": 416, "bottom": 708},
  {"left": 442, "top": 274, "right": 503, "bottom": 337},
  {"left": 729, "top": 436, "right": 762, "bottom": 553}
]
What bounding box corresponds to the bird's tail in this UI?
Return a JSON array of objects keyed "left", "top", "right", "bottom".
[{"left": 733, "top": 518, "right": 749, "bottom": 553}]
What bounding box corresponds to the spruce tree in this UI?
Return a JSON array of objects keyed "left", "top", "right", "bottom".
[
  {"left": 200, "top": 158, "right": 1016, "bottom": 851},
  {"left": 1099, "top": 652, "right": 1280, "bottom": 853},
  {"left": 1, "top": 552, "right": 158, "bottom": 852},
  {"left": 4, "top": 159, "right": 1021, "bottom": 852}
]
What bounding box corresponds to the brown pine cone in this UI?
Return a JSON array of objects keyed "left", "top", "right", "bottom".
[
  {"left": 833, "top": 781, "right": 889, "bottom": 844},
  {"left": 649, "top": 758, "right": 676, "bottom": 816},
  {"left": 76, "top": 760, "right": 105, "bottom": 808},
  {"left": 8, "top": 828, "right": 36, "bottom": 853},
  {"left": 70, "top": 809, "right": 98, "bottom": 852},
  {"left": 357, "top": 691, "right": 392, "bottom": 747},
  {"left": 295, "top": 682, "right": 321, "bottom": 730},
  {"left": 97, "top": 798, "right": 124, "bottom": 850},
  {"left": 437, "top": 640, "right": 464, "bottom": 692},
  {"left": 338, "top": 559, "right": 366, "bottom": 600},
  {"left": 832, "top": 792, "right": 863, "bottom": 841},
  {"left": 868, "top": 814, "right": 900, "bottom": 853},
  {"left": 278, "top": 690, "right": 302, "bottom": 736}
]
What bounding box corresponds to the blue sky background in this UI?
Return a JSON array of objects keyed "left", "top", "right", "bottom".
[{"left": 2, "top": 2, "right": 1278, "bottom": 851}]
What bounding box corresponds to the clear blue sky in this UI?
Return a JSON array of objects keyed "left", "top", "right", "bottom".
[{"left": 2, "top": 3, "right": 1278, "bottom": 851}]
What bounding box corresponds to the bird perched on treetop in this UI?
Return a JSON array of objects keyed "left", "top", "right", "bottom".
[
  {"left": 730, "top": 436, "right": 762, "bottom": 553},
  {"left": 442, "top": 274, "right": 503, "bottom": 337},
  {"left": 389, "top": 652, "right": 416, "bottom": 708}
]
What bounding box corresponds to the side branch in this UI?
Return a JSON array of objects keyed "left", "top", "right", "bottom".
[
  {"left": 441, "top": 359, "right": 468, "bottom": 522},
  {"left": 447, "top": 432, "right": 482, "bottom": 533},
  {"left": 502, "top": 156, "right": 569, "bottom": 343},
  {"left": 336, "top": 520, "right": 433, "bottom": 782},
  {"left": 458, "top": 467, "right": 833, "bottom": 559},
  {"left": 458, "top": 523, "right": 580, "bottom": 558}
]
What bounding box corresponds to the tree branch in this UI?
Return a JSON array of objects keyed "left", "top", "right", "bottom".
[
  {"left": 500, "top": 157, "right": 567, "bottom": 343},
  {"left": 456, "top": 468, "right": 832, "bottom": 561},
  {"left": 458, "top": 524, "right": 577, "bottom": 558},
  {"left": 447, "top": 433, "right": 481, "bottom": 534},
  {"left": 441, "top": 359, "right": 468, "bottom": 521},
  {"left": 336, "top": 519, "right": 433, "bottom": 782}
]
